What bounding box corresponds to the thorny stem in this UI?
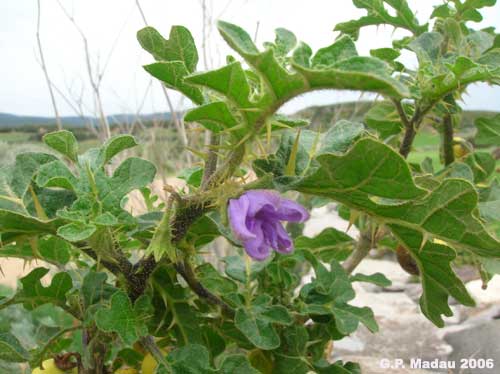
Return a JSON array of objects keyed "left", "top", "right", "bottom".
[
  {"left": 443, "top": 113, "right": 455, "bottom": 166},
  {"left": 201, "top": 133, "right": 220, "bottom": 190},
  {"left": 141, "top": 335, "right": 172, "bottom": 372},
  {"left": 174, "top": 258, "right": 235, "bottom": 317}
]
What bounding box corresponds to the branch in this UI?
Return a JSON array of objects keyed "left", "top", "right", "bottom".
[
  {"left": 201, "top": 132, "right": 220, "bottom": 190},
  {"left": 442, "top": 113, "right": 455, "bottom": 166},
  {"left": 36, "top": 0, "right": 63, "bottom": 131},
  {"left": 174, "top": 259, "right": 234, "bottom": 316},
  {"left": 342, "top": 230, "right": 372, "bottom": 275},
  {"left": 140, "top": 335, "right": 172, "bottom": 372},
  {"left": 57, "top": 0, "right": 111, "bottom": 140}
]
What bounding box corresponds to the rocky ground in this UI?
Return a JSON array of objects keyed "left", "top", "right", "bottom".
[{"left": 305, "top": 206, "right": 500, "bottom": 374}]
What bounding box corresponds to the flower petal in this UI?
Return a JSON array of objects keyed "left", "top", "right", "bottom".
[
  {"left": 243, "top": 220, "right": 271, "bottom": 260},
  {"left": 276, "top": 198, "right": 310, "bottom": 222},
  {"left": 244, "top": 190, "right": 281, "bottom": 217},
  {"left": 274, "top": 222, "right": 293, "bottom": 254},
  {"left": 228, "top": 195, "right": 255, "bottom": 241}
]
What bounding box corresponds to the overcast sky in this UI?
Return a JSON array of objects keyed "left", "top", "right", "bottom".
[{"left": 1, "top": 0, "right": 499, "bottom": 117}]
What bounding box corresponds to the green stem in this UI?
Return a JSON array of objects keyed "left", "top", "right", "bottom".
[{"left": 342, "top": 229, "right": 372, "bottom": 275}]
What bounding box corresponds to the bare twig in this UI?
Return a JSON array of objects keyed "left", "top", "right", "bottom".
[
  {"left": 57, "top": 0, "right": 111, "bottom": 140},
  {"left": 36, "top": 0, "right": 63, "bottom": 130}
]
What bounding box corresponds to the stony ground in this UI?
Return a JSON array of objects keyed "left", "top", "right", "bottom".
[{"left": 305, "top": 206, "right": 500, "bottom": 374}]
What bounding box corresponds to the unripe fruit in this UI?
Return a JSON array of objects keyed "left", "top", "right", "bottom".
[
  {"left": 141, "top": 350, "right": 167, "bottom": 374},
  {"left": 396, "top": 245, "right": 419, "bottom": 276},
  {"left": 453, "top": 144, "right": 468, "bottom": 159},
  {"left": 452, "top": 137, "right": 470, "bottom": 159},
  {"left": 115, "top": 368, "right": 138, "bottom": 374},
  {"left": 32, "top": 359, "right": 77, "bottom": 374}
]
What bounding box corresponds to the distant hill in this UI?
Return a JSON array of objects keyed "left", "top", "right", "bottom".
[
  {"left": 0, "top": 101, "right": 497, "bottom": 131},
  {"left": 0, "top": 112, "right": 172, "bottom": 129},
  {"left": 293, "top": 101, "right": 498, "bottom": 130}
]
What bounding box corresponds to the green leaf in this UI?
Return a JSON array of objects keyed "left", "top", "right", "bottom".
[
  {"left": 298, "top": 138, "right": 425, "bottom": 199},
  {"left": 184, "top": 101, "right": 238, "bottom": 134},
  {"left": 42, "top": 130, "right": 79, "bottom": 162},
  {"left": 223, "top": 255, "right": 270, "bottom": 283},
  {"left": 370, "top": 47, "right": 401, "bottom": 62},
  {"left": 273, "top": 28, "right": 297, "bottom": 56},
  {"left": 331, "top": 304, "right": 378, "bottom": 334},
  {"left": 364, "top": 101, "right": 403, "bottom": 138},
  {"left": 295, "top": 228, "right": 354, "bottom": 263},
  {"left": 95, "top": 291, "right": 151, "bottom": 345},
  {"left": 36, "top": 160, "right": 78, "bottom": 190},
  {"left": 2, "top": 267, "right": 73, "bottom": 311},
  {"left": 334, "top": 0, "right": 427, "bottom": 39},
  {"left": 178, "top": 166, "right": 203, "bottom": 188},
  {"left": 314, "top": 359, "right": 361, "bottom": 374},
  {"left": 196, "top": 263, "right": 237, "bottom": 295},
  {"left": 0, "top": 332, "right": 30, "bottom": 363},
  {"left": 408, "top": 32, "right": 443, "bottom": 62},
  {"left": 100, "top": 157, "right": 156, "bottom": 213},
  {"left": 146, "top": 208, "right": 174, "bottom": 262},
  {"left": 81, "top": 272, "right": 117, "bottom": 308},
  {"left": 1, "top": 152, "right": 57, "bottom": 213},
  {"left": 156, "top": 344, "right": 214, "bottom": 374},
  {"left": 475, "top": 114, "right": 500, "bottom": 145},
  {"left": 350, "top": 273, "right": 392, "bottom": 287},
  {"left": 293, "top": 42, "right": 313, "bottom": 67},
  {"left": 0, "top": 235, "right": 72, "bottom": 264},
  {"left": 137, "top": 25, "right": 198, "bottom": 72},
  {"left": 292, "top": 56, "right": 409, "bottom": 98},
  {"left": 311, "top": 35, "right": 358, "bottom": 67},
  {"left": 185, "top": 61, "right": 252, "bottom": 108},
  {"left": 234, "top": 307, "right": 281, "bottom": 350},
  {"left": 300, "top": 258, "right": 378, "bottom": 334},
  {"left": 217, "top": 21, "right": 259, "bottom": 56},
  {"left": 478, "top": 180, "right": 500, "bottom": 223},
  {"left": 292, "top": 139, "right": 500, "bottom": 257},
  {"left": 152, "top": 266, "right": 204, "bottom": 345},
  {"left": 253, "top": 130, "right": 317, "bottom": 177},
  {"left": 390, "top": 225, "right": 475, "bottom": 327},
  {"left": 463, "top": 152, "right": 496, "bottom": 183},
  {"left": 57, "top": 222, "right": 96, "bottom": 242},
  {"left": 144, "top": 62, "right": 204, "bottom": 105},
  {"left": 318, "top": 120, "right": 366, "bottom": 154},
  {"left": 99, "top": 134, "right": 139, "bottom": 166},
  {"left": 219, "top": 354, "right": 259, "bottom": 374}
]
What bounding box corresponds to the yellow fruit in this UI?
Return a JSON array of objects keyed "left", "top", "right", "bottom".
[
  {"left": 115, "top": 368, "right": 138, "bottom": 374},
  {"left": 32, "top": 359, "right": 65, "bottom": 374},
  {"left": 141, "top": 353, "right": 158, "bottom": 374},
  {"left": 453, "top": 144, "right": 468, "bottom": 158}
]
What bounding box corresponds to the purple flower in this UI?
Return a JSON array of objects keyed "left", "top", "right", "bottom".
[{"left": 228, "top": 190, "right": 309, "bottom": 261}]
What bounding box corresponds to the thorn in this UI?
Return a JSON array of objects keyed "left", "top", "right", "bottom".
[
  {"left": 285, "top": 129, "right": 301, "bottom": 176},
  {"left": 419, "top": 233, "right": 429, "bottom": 252},
  {"left": 346, "top": 210, "right": 360, "bottom": 233}
]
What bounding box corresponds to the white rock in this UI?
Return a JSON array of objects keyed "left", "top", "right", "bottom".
[{"left": 466, "top": 275, "right": 500, "bottom": 305}]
